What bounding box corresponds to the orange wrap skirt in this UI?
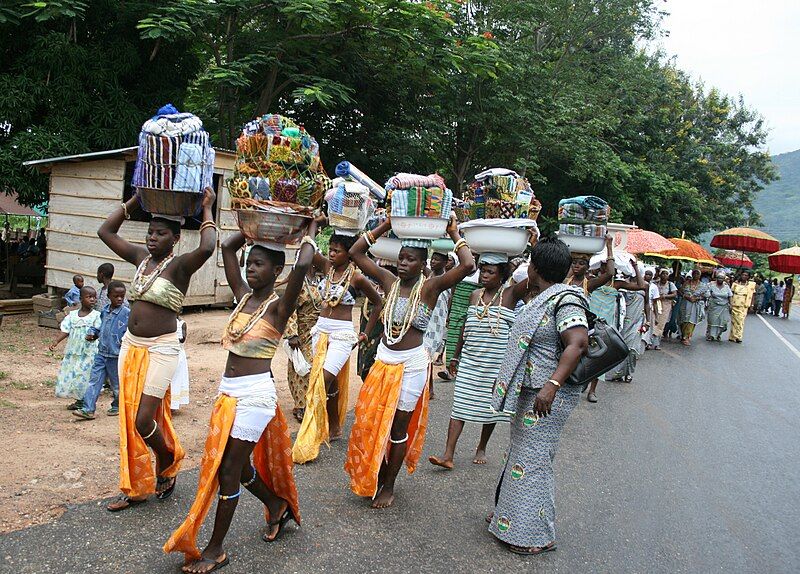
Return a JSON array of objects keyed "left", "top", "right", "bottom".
[
  {"left": 163, "top": 394, "right": 300, "bottom": 562},
  {"left": 118, "top": 334, "right": 184, "bottom": 498},
  {"left": 292, "top": 333, "right": 350, "bottom": 463},
  {"left": 344, "top": 355, "right": 430, "bottom": 498}
]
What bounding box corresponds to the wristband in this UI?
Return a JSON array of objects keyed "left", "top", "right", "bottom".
[
  {"left": 548, "top": 379, "right": 562, "bottom": 388},
  {"left": 121, "top": 202, "right": 130, "bottom": 220}
]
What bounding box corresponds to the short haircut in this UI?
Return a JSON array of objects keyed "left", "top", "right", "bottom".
[
  {"left": 250, "top": 245, "right": 286, "bottom": 268},
  {"left": 329, "top": 233, "right": 357, "bottom": 251},
  {"left": 97, "top": 262, "right": 115, "bottom": 279},
  {"left": 431, "top": 252, "right": 448, "bottom": 263},
  {"left": 73, "top": 274, "right": 84, "bottom": 283},
  {"left": 108, "top": 280, "right": 126, "bottom": 293},
  {"left": 79, "top": 285, "right": 96, "bottom": 296},
  {"left": 529, "top": 236, "right": 572, "bottom": 283},
  {"left": 151, "top": 217, "right": 181, "bottom": 236}
]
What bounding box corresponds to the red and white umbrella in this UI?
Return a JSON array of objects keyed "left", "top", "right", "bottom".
[
  {"left": 710, "top": 227, "right": 780, "bottom": 254},
  {"left": 715, "top": 250, "right": 753, "bottom": 269},
  {"left": 768, "top": 246, "right": 800, "bottom": 274}
]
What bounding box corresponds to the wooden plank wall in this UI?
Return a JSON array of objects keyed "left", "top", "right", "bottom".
[{"left": 46, "top": 153, "right": 240, "bottom": 307}]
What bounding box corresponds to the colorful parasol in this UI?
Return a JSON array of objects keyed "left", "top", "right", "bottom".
[
  {"left": 714, "top": 249, "right": 753, "bottom": 269},
  {"left": 710, "top": 227, "right": 780, "bottom": 254},
  {"left": 625, "top": 229, "right": 676, "bottom": 254},
  {"left": 768, "top": 245, "right": 800, "bottom": 274},
  {"left": 645, "top": 238, "right": 718, "bottom": 266}
]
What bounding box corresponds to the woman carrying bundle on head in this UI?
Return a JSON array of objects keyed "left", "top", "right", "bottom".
[
  {"left": 428, "top": 250, "right": 532, "bottom": 470},
  {"left": 291, "top": 232, "right": 383, "bottom": 464},
  {"left": 164, "top": 217, "right": 322, "bottom": 573},
  {"left": 98, "top": 187, "right": 217, "bottom": 512},
  {"left": 346, "top": 215, "right": 475, "bottom": 508}
]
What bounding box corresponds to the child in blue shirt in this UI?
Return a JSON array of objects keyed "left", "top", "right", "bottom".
[
  {"left": 63, "top": 274, "right": 85, "bottom": 307},
  {"left": 73, "top": 281, "right": 130, "bottom": 419}
]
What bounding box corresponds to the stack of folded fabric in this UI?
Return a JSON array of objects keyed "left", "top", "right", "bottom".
[
  {"left": 228, "top": 114, "right": 328, "bottom": 243},
  {"left": 132, "top": 104, "right": 214, "bottom": 216},
  {"left": 557, "top": 195, "right": 610, "bottom": 237},
  {"left": 459, "top": 168, "right": 540, "bottom": 222},
  {"left": 386, "top": 173, "right": 453, "bottom": 220}
]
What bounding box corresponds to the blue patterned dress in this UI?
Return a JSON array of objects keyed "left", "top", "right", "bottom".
[{"left": 54, "top": 309, "right": 101, "bottom": 399}]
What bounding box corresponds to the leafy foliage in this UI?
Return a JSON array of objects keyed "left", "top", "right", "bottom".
[{"left": 0, "top": 0, "right": 777, "bottom": 241}]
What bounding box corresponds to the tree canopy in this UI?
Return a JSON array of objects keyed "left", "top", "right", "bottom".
[{"left": 0, "top": 0, "right": 776, "bottom": 239}]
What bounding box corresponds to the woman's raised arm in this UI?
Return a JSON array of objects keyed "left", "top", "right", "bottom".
[{"left": 97, "top": 195, "right": 148, "bottom": 266}]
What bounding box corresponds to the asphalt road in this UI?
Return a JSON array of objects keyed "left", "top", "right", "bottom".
[{"left": 2, "top": 311, "right": 799, "bottom": 573}]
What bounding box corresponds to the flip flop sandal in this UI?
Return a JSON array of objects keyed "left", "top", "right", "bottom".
[
  {"left": 263, "top": 505, "right": 299, "bottom": 543},
  {"left": 509, "top": 543, "right": 557, "bottom": 556},
  {"left": 156, "top": 476, "right": 176, "bottom": 500},
  {"left": 183, "top": 554, "right": 229, "bottom": 573},
  {"left": 106, "top": 495, "right": 147, "bottom": 512}
]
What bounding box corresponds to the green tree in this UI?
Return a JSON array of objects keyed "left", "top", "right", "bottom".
[{"left": 0, "top": 0, "right": 202, "bottom": 206}]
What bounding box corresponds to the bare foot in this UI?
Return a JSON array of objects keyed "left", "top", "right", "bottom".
[
  {"left": 263, "top": 499, "right": 289, "bottom": 542},
  {"left": 472, "top": 450, "right": 487, "bottom": 465},
  {"left": 182, "top": 550, "right": 228, "bottom": 573},
  {"left": 370, "top": 487, "right": 395, "bottom": 509},
  {"left": 329, "top": 423, "right": 342, "bottom": 442},
  {"left": 428, "top": 455, "right": 454, "bottom": 470}
]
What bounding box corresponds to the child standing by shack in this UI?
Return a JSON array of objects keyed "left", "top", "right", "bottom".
[
  {"left": 50, "top": 286, "right": 101, "bottom": 410},
  {"left": 73, "top": 282, "right": 130, "bottom": 419},
  {"left": 63, "top": 274, "right": 85, "bottom": 308}
]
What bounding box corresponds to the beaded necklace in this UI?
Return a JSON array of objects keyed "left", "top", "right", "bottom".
[
  {"left": 322, "top": 264, "right": 355, "bottom": 307},
  {"left": 132, "top": 253, "right": 175, "bottom": 296},
  {"left": 475, "top": 286, "right": 504, "bottom": 335},
  {"left": 225, "top": 292, "right": 279, "bottom": 342},
  {"left": 305, "top": 276, "right": 323, "bottom": 312},
  {"left": 383, "top": 275, "right": 426, "bottom": 346}
]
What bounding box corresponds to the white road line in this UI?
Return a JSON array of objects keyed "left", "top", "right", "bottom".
[{"left": 758, "top": 315, "right": 800, "bottom": 360}]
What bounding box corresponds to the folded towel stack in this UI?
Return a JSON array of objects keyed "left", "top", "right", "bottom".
[
  {"left": 557, "top": 195, "right": 610, "bottom": 241},
  {"left": 386, "top": 174, "right": 453, "bottom": 221}
]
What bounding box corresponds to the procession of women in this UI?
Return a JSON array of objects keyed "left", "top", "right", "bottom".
[{"left": 68, "top": 106, "right": 794, "bottom": 573}]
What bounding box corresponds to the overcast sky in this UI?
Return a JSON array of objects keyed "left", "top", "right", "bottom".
[{"left": 658, "top": 0, "right": 800, "bottom": 156}]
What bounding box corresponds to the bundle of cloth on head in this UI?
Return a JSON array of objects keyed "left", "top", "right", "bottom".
[
  {"left": 386, "top": 173, "right": 453, "bottom": 221},
  {"left": 557, "top": 195, "right": 609, "bottom": 238},
  {"left": 227, "top": 114, "right": 326, "bottom": 210},
  {"left": 132, "top": 104, "right": 214, "bottom": 194},
  {"left": 457, "top": 168, "right": 540, "bottom": 222}
]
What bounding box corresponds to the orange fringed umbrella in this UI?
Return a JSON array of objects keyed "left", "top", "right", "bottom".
[
  {"left": 715, "top": 250, "right": 753, "bottom": 269},
  {"left": 710, "top": 227, "right": 780, "bottom": 254},
  {"left": 768, "top": 245, "right": 800, "bottom": 274},
  {"left": 645, "top": 238, "right": 718, "bottom": 266},
  {"left": 625, "top": 229, "right": 676, "bottom": 254}
]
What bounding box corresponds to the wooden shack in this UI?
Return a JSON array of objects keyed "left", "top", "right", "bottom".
[{"left": 24, "top": 146, "right": 257, "bottom": 306}]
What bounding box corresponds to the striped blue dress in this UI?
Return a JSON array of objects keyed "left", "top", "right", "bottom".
[{"left": 451, "top": 305, "right": 514, "bottom": 423}]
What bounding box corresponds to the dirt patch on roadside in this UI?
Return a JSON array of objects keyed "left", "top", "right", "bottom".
[{"left": 0, "top": 310, "right": 361, "bottom": 533}]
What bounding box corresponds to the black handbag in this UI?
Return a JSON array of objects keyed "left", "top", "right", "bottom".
[{"left": 554, "top": 292, "right": 629, "bottom": 388}]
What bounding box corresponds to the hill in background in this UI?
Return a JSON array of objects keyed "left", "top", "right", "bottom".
[{"left": 755, "top": 149, "right": 800, "bottom": 243}]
